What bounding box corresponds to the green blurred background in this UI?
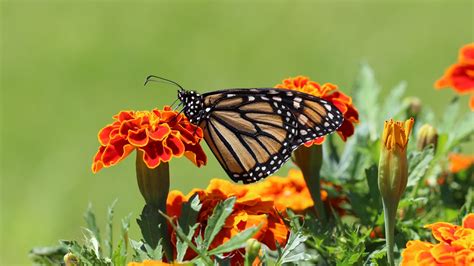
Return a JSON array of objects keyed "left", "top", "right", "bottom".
[{"left": 1, "top": 0, "right": 473, "bottom": 264}]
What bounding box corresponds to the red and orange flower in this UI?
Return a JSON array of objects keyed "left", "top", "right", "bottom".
[
  {"left": 246, "top": 169, "right": 348, "bottom": 215},
  {"left": 166, "top": 179, "right": 288, "bottom": 263},
  {"left": 92, "top": 107, "right": 207, "bottom": 173},
  {"left": 448, "top": 153, "right": 474, "bottom": 174},
  {"left": 275, "top": 76, "right": 359, "bottom": 145},
  {"left": 401, "top": 213, "right": 474, "bottom": 265},
  {"left": 435, "top": 43, "right": 474, "bottom": 111}
]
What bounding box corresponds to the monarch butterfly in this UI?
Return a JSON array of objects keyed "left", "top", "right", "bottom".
[{"left": 146, "top": 76, "right": 344, "bottom": 184}]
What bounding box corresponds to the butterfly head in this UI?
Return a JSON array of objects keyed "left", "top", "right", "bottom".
[{"left": 178, "top": 90, "right": 204, "bottom": 124}]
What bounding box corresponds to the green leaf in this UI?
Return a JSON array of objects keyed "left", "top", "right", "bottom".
[
  {"left": 407, "top": 147, "right": 434, "bottom": 187},
  {"left": 105, "top": 199, "right": 117, "bottom": 258},
  {"left": 276, "top": 230, "right": 308, "bottom": 264},
  {"left": 208, "top": 225, "right": 261, "bottom": 255},
  {"left": 137, "top": 204, "right": 161, "bottom": 249},
  {"left": 381, "top": 81, "right": 406, "bottom": 121},
  {"left": 353, "top": 62, "right": 380, "bottom": 140},
  {"left": 365, "top": 165, "right": 380, "bottom": 204},
  {"left": 398, "top": 197, "right": 428, "bottom": 209},
  {"left": 130, "top": 239, "right": 150, "bottom": 262},
  {"left": 179, "top": 193, "right": 202, "bottom": 236},
  {"left": 448, "top": 111, "right": 474, "bottom": 149},
  {"left": 177, "top": 223, "right": 199, "bottom": 262},
  {"left": 84, "top": 203, "right": 101, "bottom": 247},
  {"left": 440, "top": 97, "right": 459, "bottom": 133},
  {"left": 203, "top": 197, "right": 236, "bottom": 249}
]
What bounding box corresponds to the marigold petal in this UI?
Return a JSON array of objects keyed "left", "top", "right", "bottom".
[
  {"left": 116, "top": 110, "right": 135, "bottom": 122},
  {"left": 166, "top": 190, "right": 186, "bottom": 218},
  {"left": 183, "top": 143, "right": 207, "bottom": 167},
  {"left": 462, "top": 213, "right": 474, "bottom": 229},
  {"left": 425, "top": 222, "right": 459, "bottom": 244},
  {"left": 435, "top": 64, "right": 474, "bottom": 94},
  {"left": 140, "top": 141, "right": 172, "bottom": 168},
  {"left": 100, "top": 138, "right": 135, "bottom": 167},
  {"left": 166, "top": 134, "right": 186, "bottom": 156},
  {"left": 128, "top": 128, "right": 149, "bottom": 147},
  {"left": 92, "top": 146, "right": 106, "bottom": 173},
  {"left": 119, "top": 117, "right": 143, "bottom": 137},
  {"left": 336, "top": 119, "right": 356, "bottom": 141},
  {"left": 401, "top": 240, "right": 434, "bottom": 265},
  {"left": 98, "top": 124, "right": 119, "bottom": 146},
  {"left": 148, "top": 124, "right": 171, "bottom": 141},
  {"left": 459, "top": 43, "right": 474, "bottom": 65},
  {"left": 431, "top": 243, "right": 457, "bottom": 264}
]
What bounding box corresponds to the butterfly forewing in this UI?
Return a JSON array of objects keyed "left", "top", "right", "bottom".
[{"left": 197, "top": 88, "right": 343, "bottom": 184}]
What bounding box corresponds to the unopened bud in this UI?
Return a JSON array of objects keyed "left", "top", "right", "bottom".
[
  {"left": 245, "top": 239, "right": 261, "bottom": 265},
  {"left": 416, "top": 124, "right": 438, "bottom": 151},
  {"left": 64, "top": 252, "right": 79, "bottom": 266},
  {"left": 404, "top": 97, "right": 422, "bottom": 118},
  {"left": 378, "top": 118, "right": 414, "bottom": 266}
]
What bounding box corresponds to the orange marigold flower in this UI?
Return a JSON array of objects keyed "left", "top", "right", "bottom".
[
  {"left": 166, "top": 179, "right": 289, "bottom": 263},
  {"left": 246, "top": 169, "right": 348, "bottom": 215},
  {"left": 448, "top": 153, "right": 474, "bottom": 173},
  {"left": 92, "top": 106, "right": 206, "bottom": 173},
  {"left": 401, "top": 213, "right": 474, "bottom": 266},
  {"left": 435, "top": 43, "right": 474, "bottom": 111},
  {"left": 275, "top": 76, "right": 359, "bottom": 145}
]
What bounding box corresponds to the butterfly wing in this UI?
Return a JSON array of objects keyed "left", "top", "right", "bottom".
[{"left": 199, "top": 88, "right": 343, "bottom": 184}]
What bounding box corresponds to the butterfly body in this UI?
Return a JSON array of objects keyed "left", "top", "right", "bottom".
[{"left": 177, "top": 87, "right": 344, "bottom": 184}]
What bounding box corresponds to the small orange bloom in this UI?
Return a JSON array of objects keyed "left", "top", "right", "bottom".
[
  {"left": 435, "top": 43, "right": 474, "bottom": 111},
  {"left": 435, "top": 63, "right": 474, "bottom": 94},
  {"left": 401, "top": 213, "right": 474, "bottom": 266},
  {"left": 92, "top": 107, "right": 206, "bottom": 173},
  {"left": 246, "top": 169, "right": 348, "bottom": 215},
  {"left": 448, "top": 153, "right": 474, "bottom": 173},
  {"left": 166, "top": 179, "right": 288, "bottom": 263},
  {"left": 275, "top": 76, "right": 359, "bottom": 145}
]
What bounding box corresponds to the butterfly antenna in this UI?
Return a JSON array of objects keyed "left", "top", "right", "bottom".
[{"left": 144, "top": 75, "right": 185, "bottom": 91}]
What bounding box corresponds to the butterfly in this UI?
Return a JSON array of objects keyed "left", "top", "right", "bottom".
[{"left": 146, "top": 76, "right": 344, "bottom": 184}]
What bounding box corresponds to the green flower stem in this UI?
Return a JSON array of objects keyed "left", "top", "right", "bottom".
[
  {"left": 382, "top": 200, "right": 397, "bottom": 266},
  {"left": 135, "top": 151, "right": 173, "bottom": 262},
  {"left": 293, "top": 145, "right": 327, "bottom": 223}
]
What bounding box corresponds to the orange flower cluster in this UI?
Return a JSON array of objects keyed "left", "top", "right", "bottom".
[
  {"left": 166, "top": 179, "right": 289, "bottom": 263},
  {"left": 401, "top": 213, "right": 474, "bottom": 265},
  {"left": 247, "top": 169, "right": 348, "bottom": 215},
  {"left": 435, "top": 43, "right": 474, "bottom": 111},
  {"left": 448, "top": 153, "right": 474, "bottom": 173},
  {"left": 92, "top": 107, "right": 206, "bottom": 173},
  {"left": 275, "top": 76, "right": 359, "bottom": 145}
]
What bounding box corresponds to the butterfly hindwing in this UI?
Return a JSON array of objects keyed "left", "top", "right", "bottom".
[{"left": 197, "top": 88, "right": 343, "bottom": 184}]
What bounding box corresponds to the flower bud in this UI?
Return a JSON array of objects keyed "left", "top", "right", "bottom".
[
  {"left": 379, "top": 118, "right": 413, "bottom": 205},
  {"left": 416, "top": 124, "right": 438, "bottom": 151},
  {"left": 404, "top": 97, "right": 422, "bottom": 118},
  {"left": 378, "top": 118, "right": 414, "bottom": 266},
  {"left": 64, "top": 252, "right": 79, "bottom": 266},
  {"left": 245, "top": 239, "right": 261, "bottom": 265}
]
